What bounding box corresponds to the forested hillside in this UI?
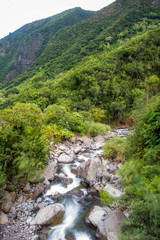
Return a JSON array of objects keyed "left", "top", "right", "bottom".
[
  {"left": 0, "top": 7, "right": 94, "bottom": 83},
  {"left": 0, "top": 0, "right": 160, "bottom": 238}
]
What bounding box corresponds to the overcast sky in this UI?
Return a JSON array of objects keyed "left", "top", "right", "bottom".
[{"left": 0, "top": 0, "right": 115, "bottom": 39}]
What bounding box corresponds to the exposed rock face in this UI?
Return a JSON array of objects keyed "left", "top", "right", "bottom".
[{"left": 31, "top": 203, "right": 65, "bottom": 226}]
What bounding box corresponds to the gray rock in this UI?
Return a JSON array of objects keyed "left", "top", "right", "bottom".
[
  {"left": 102, "top": 172, "right": 112, "bottom": 185},
  {"left": 37, "top": 197, "right": 42, "bottom": 204},
  {"left": 81, "top": 136, "right": 93, "bottom": 146},
  {"left": 31, "top": 235, "right": 39, "bottom": 240},
  {"left": 2, "top": 200, "right": 13, "bottom": 213},
  {"left": 104, "top": 184, "right": 123, "bottom": 198},
  {"left": 0, "top": 190, "right": 12, "bottom": 203},
  {"left": 41, "top": 161, "right": 57, "bottom": 181},
  {"left": 61, "top": 177, "right": 73, "bottom": 185},
  {"left": 35, "top": 183, "right": 45, "bottom": 197},
  {"left": 0, "top": 212, "right": 8, "bottom": 224},
  {"left": 31, "top": 203, "right": 65, "bottom": 226},
  {"left": 94, "top": 134, "right": 105, "bottom": 143},
  {"left": 74, "top": 146, "right": 82, "bottom": 154},
  {"left": 51, "top": 192, "right": 62, "bottom": 201},
  {"left": 27, "top": 216, "right": 33, "bottom": 225},
  {"left": 86, "top": 206, "right": 106, "bottom": 227},
  {"left": 77, "top": 156, "right": 105, "bottom": 182},
  {"left": 23, "top": 182, "right": 31, "bottom": 193},
  {"left": 58, "top": 153, "right": 74, "bottom": 163},
  {"left": 104, "top": 210, "right": 125, "bottom": 240},
  {"left": 96, "top": 220, "right": 106, "bottom": 240},
  {"left": 37, "top": 203, "right": 44, "bottom": 210},
  {"left": 106, "top": 164, "right": 117, "bottom": 173},
  {"left": 67, "top": 188, "right": 84, "bottom": 197}
]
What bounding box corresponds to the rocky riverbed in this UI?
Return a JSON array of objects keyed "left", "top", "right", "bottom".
[{"left": 0, "top": 129, "right": 131, "bottom": 240}]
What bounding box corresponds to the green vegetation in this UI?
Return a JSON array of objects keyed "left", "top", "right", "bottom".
[
  {"left": 118, "top": 95, "right": 160, "bottom": 239},
  {"left": 99, "top": 189, "right": 115, "bottom": 206},
  {"left": 0, "top": 2, "right": 160, "bottom": 237},
  {"left": 103, "top": 136, "right": 126, "bottom": 159},
  {"left": 0, "top": 8, "right": 94, "bottom": 83},
  {"left": 0, "top": 102, "right": 110, "bottom": 189}
]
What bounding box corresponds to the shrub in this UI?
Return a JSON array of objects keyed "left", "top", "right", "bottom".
[
  {"left": 83, "top": 121, "right": 111, "bottom": 137},
  {"left": 103, "top": 136, "right": 126, "bottom": 159}
]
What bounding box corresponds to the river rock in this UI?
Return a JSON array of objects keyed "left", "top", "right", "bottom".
[
  {"left": 96, "top": 210, "right": 125, "bottom": 240},
  {"left": 61, "top": 177, "right": 73, "bottom": 185},
  {"left": 31, "top": 235, "right": 39, "bottom": 240},
  {"left": 31, "top": 203, "right": 65, "bottom": 226},
  {"left": 58, "top": 153, "right": 74, "bottom": 163},
  {"left": 67, "top": 188, "right": 84, "bottom": 197},
  {"left": 10, "top": 191, "right": 16, "bottom": 202},
  {"left": 77, "top": 156, "right": 105, "bottom": 182},
  {"left": 2, "top": 200, "right": 13, "bottom": 213},
  {"left": 35, "top": 183, "right": 45, "bottom": 197},
  {"left": 94, "top": 134, "right": 105, "bottom": 143},
  {"left": 104, "top": 184, "right": 123, "bottom": 198},
  {"left": 102, "top": 172, "right": 112, "bottom": 185},
  {"left": 51, "top": 192, "right": 62, "bottom": 201},
  {"left": 81, "top": 136, "right": 93, "bottom": 146},
  {"left": 74, "top": 146, "right": 82, "bottom": 154},
  {"left": 71, "top": 167, "right": 78, "bottom": 175},
  {"left": 96, "top": 220, "right": 106, "bottom": 240},
  {"left": 86, "top": 206, "right": 106, "bottom": 227},
  {"left": 0, "top": 212, "right": 8, "bottom": 224},
  {"left": 23, "top": 182, "right": 31, "bottom": 193},
  {"left": 41, "top": 161, "right": 57, "bottom": 181},
  {"left": 0, "top": 190, "right": 12, "bottom": 204}
]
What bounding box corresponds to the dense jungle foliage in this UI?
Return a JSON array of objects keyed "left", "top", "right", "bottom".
[
  {"left": 119, "top": 95, "right": 160, "bottom": 239},
  {"left": 0, "top": 0, "right": 160, "bottom": 237},
  {"left": 103, "top": 95, "right": 160, "bottom": 239}
]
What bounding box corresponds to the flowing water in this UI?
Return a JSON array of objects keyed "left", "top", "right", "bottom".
[
  {"left": 43, "top": 129, "right": 131, "bottom": 240},
  {"left": 44, "top": 149, "right": 103, "bottom": 240}
]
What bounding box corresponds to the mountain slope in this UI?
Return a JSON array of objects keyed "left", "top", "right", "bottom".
[
  {"left": 0, "top": 7, "right": 95, "bottom": 83},
  {"left": 28, "top": 0, "right": 160, "bottom": 78}
]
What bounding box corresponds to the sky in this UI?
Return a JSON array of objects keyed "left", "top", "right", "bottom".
[{"left": 0, "top": 0, "right": 115, "bottom": 39}]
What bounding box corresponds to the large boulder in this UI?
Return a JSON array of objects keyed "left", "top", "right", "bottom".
[
  {"left": 77, "top": 156, "right": 105, "bottom": 183},
  {"left": 58, "top": 153, "right": 74, "bottom": 163},
  {"left": 96, "top": 210, "right": 125, "bottom": 240},
  {"left": 41, "top": 161, "right": 57, "bottom": 181},
  {"left": 31, "top": 203, "right": 65, "bottom": 226},
  {"left": 85, "top": 206, "right": 106, "bottom": 227}
]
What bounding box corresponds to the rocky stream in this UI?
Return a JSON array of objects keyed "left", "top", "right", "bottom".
[{"left": 0, "top": 129, "right": 131, "bottom": 240}]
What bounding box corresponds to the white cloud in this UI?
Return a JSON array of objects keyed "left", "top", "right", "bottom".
[{"left": 0, "top": 0, "right": 115, "bottom": 39}]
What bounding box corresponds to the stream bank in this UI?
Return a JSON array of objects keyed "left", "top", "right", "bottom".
[{"left": 0, "top": 129, "right": 131, "bottom": 240}]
